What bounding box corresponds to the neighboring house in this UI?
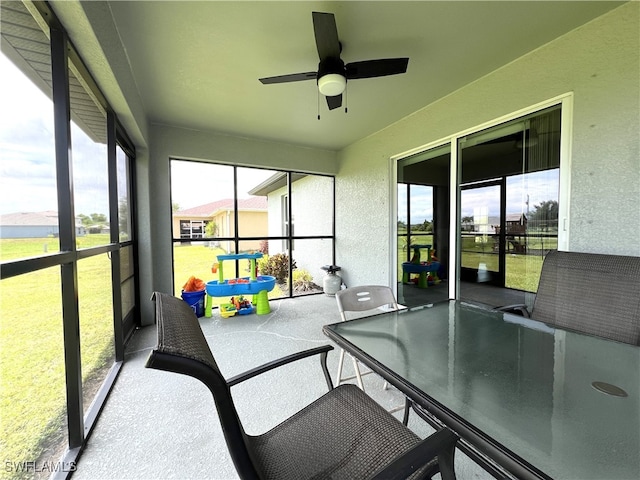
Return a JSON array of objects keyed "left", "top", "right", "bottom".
[
  {"left": 173, "top": 197, "right": 267, "bottom": 252},
  {"left": 249, "top": 172, "right": 333, "bottom": 286},
  {"left": 0, "top": 211, "right": 86, "bottom": 239}
]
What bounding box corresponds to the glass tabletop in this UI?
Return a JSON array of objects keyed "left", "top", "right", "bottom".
[{"left": 324, "top": 301, "right": 640, "bottom": 479}]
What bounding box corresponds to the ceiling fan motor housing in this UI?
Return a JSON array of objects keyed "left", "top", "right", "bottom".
[{"left": 317, "top": 57, "right": 346, "bottom": 96}]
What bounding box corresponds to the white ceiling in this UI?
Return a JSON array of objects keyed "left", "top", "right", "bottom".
[{"left": 101, "top": 1, "right": 622, "bottom": 151}]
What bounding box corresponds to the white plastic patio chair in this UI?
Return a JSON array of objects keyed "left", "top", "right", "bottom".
[{"left": 335, "top": 285, "right": 399, "bottom": 391}]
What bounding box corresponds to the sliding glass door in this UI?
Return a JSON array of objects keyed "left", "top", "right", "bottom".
[
  {"left": 396, "top": 145, "right": 450, "bottom": 307},
  {"left": 396, "top": 103, "right": 563, "bottom": 309},
  {"left": 457, "top": 106, "right": 560, "bottom": 306}
]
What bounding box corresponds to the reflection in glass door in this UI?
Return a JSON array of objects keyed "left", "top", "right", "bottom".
[
  {"left": 459, "top": 182, "right": 502, "bottom": 288},
  {"left": 457, "top": 106, "right": 561, "bottom": 307},
  {"left": 396, "top": 144, "right": 451, "bottom": 308}
]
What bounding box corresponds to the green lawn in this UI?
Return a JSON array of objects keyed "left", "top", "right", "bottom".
[
  {"left": 1, "top": 236, "right": 115, "bottom": 479},
  {"left": 398, "top": 234, "right": 557, "bottom": 293}
]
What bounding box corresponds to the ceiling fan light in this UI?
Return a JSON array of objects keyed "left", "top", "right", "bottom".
[{"left": 318, "top": 73, "right": 346, "bottom": 96}]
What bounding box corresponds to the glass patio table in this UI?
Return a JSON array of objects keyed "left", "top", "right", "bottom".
[{"left": 323, "top": 300, "right": 639, "bottom": 480}]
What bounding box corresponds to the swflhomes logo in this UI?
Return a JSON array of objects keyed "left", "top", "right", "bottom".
[{"left": 5, "top": 461, "right": 77, "bottom": 473}]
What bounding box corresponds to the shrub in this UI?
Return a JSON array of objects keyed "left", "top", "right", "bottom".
[
  {"left": 259, "top": 240, "right": 269, "bottom": 255},
  {"left": 259, "top": 253, "right": 296, "bottom": 283},
  {"left": 256, "top": 255, "right": 268, "bottom": 276},
  {"left": 291, "top": 269, "right": 319, "bottom": 292}
]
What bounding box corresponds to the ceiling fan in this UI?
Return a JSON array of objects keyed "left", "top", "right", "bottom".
[{"left": 259, "top": 12, "right": 409, "bottom": 111}]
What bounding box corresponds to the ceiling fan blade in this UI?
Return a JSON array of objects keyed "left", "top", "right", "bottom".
[
  {"left": 346, "top": 58, "right": 409, "bottom": 79},
  {"left": 259, "top": 72, "right": 318, "bottom": 84},
  {"left": 325, "top": 94, "right": 342, "bottom": 110},
  {"left": 312, "top": 12, "right": 341, "bottom": 60}
]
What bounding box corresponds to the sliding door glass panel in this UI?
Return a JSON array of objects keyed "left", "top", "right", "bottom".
[
  {"left": 397, "top": 183, "right": 408, "bottom": 281},
  {"left": 397, "top": 144, "right": 451, "bottom": 307},
  {"left": 458, "top": 106, "right": 561, "bottom": 307},
  {"left": 0, "top": 269, "right": 68, "bottom": 470},
  {"left": 460, "top": 183, "right": 501, "bottom": 280},
  {"left": 505, "top": 169, "right": 559, "bottom": 292},
  {"left": 78, "top": 255, "right": 115, "bottom": 417},
  {"left": 407, "top": 185, "right": 434, "bottom": 250},
  {"left": 0, "top": 51, "right": 58, "bottom": 259}
]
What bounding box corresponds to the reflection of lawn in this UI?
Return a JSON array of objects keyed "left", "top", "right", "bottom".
[
  {"left": 1, "top": 236, "right": 115, "bottom": 479},
  {"left": 462, "top": 251, "right": 543, "bottom": 292},
  {"left": 398, "top": 235, "right": 551, "bottom": 293}
]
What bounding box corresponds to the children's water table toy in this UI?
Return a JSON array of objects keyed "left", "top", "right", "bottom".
[
  {"left": 401, "top": 244, "right": 441, "bottom": 289},
  {"left": 219, "top": 295, "right": 254, "bottom": 318},
  {"left": 205, "top": 253, "right": 276, "bottom": 317}
]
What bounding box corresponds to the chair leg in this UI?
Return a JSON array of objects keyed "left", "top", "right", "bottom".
[
  {"left": 352, "top": 356, "right": 366, "bottom": 391},
  {"left": 335, "top": 348, "right": 346, "bottom": 386},
  {"left": 402, "top": 397, "right": 411, "bottom": 425}
]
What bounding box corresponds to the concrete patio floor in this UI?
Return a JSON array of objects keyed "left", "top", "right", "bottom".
[{"left": 73, "top": 293, "right": 493, "bottom": 479}]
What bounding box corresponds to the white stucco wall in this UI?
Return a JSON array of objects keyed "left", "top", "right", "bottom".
[
  {"left": 266, "top": 175, "right": 334, "bottom": 286},
  {"left": 335, "top": 3, "right": 640, "bottom": 289}
]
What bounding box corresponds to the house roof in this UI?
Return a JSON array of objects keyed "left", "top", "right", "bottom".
[
  {"left": 248, "top": 172, "right": 306, "bottom": 196},
  {"left": 175, "top": 197, "right": 267, "bottom": 217},
  {"left": 0, "top": 211, "right": 88, "bottom": 229},
  {"left": 0, "top": 211, "right": 60, "bottom": 226}
]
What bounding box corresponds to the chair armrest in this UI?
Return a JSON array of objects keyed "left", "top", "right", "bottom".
[
  {"left": 226, "top": 345, "right": 334, "bottom": 391},
  {"left": 370, "top": 428, "right": 459, "bottom": 480},
  {"left": 493, "top": 304, "right": 530, "bottom": 318}
]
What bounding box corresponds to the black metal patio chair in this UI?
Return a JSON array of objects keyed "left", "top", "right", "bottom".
[{"left": 145, "top": 291, "right": 459, "bottom": 480}]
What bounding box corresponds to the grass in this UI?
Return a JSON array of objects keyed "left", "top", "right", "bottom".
[
  {"left": 1, "top": 235, "right": 115, "bottom": 479},
  {"left": 0, "top": 238, "right": 285, "bottom": 477},
  {"left": 399, "top": 234, "right": 558, "bottom": 293}
]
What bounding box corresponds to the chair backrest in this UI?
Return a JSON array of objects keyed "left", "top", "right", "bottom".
[
  {"left": 532, "top": 250, "right": 640, "bottom": 345},
  {"left": 335, "top": 285, "right": 399, "bottom": 322},
  {"left": 145, "top": 292, "right": 261, "bottom": 480}
]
